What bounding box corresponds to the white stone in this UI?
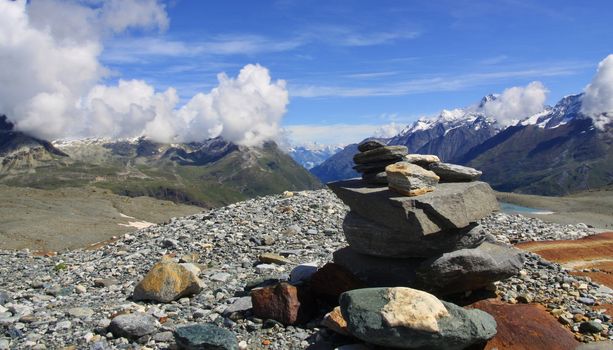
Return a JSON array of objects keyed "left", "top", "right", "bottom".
[{"left": 380, "top": 287, "right": 449, "bottom": 333}]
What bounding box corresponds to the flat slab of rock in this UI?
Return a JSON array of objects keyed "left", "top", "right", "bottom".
[
  {"left": 258, "top": 253, "right": 292, "bottom": 265},
  {"left": 174, "top": 323, "right": 238, "bottom": 350},
  {"left": 329, "top": 179, "right": 499, "bottom": 237},
  {"left": 429, "top": 162, "right": 482, "bottom": 182},
  {"left": 469, "top": 299, "right": 579, "bottom": 350},
  {"left": 357, "top": 140, "right": 386, "bottom": 152},
  {"left": 354, "top": 160, "right": 397, "bottom": 174},
  {"left": 404, "top": 154, "right": 440, "bottom": 167},
  {"left": 386, "top": 162, "right": 439, "bottom": 196},
  {"left": 415, "top": 242, "right": 525, "bottom": 295},
  {"left": 340, "top": 287, "right": 497, "bottom": 349},
  {"left": 353, "top": 146, "right": 407, "bottom": 164},
  {"left": 343, "top": 213, "right": 494, "bottom": 258}
]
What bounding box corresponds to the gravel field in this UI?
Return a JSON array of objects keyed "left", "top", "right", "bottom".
[{"left": 0, "top": 189, "right": 610, "bottom": 349}]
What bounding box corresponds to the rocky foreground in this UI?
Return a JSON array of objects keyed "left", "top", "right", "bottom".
[{"left": 0, "top": 189, "right": 611, "bottom": 349}]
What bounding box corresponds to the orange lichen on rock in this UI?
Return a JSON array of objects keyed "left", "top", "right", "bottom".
[{"left": 132, "top": 259, "right": 204, "bottom": 302}]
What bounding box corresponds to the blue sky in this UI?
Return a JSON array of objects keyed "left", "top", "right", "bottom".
[{"left": 13, "top": 0, "right": 613, "bottom": 146}]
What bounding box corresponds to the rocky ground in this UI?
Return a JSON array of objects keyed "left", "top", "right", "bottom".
[{"left": 0, "top": 189, "right": 611, "bottom": 349}]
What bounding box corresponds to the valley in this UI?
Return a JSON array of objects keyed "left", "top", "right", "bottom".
[
  {"left": 496, "top": 185, "right": 613, "bottom": 231},
  {"left": 0, "top": 185, "right": 202, "bottom": 251}
]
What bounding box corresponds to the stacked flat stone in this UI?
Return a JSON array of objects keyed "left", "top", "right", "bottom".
[
  {"left": 329, "top": 155, "right": 524, "bottom": 296},
  {"left": 352, "top": 140, "right": 408, "bottom": 185}
]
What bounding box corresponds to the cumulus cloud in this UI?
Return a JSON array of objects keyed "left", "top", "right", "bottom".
[
  {"left": 581, "top": 54, "right": 613, "bottom": 130},
  {"left": 481, "top": 81, "right": 548, "bottom": 126},
  {"left": 0, "top": 0, "right": 287, "bottom": 146},
  {"left": 373, "top": 122, "right": 404, "bottom": 138}
]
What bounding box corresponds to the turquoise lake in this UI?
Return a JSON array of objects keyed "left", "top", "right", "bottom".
[{"left": 499, "top": 202, "right": 554, "bottom": 214}]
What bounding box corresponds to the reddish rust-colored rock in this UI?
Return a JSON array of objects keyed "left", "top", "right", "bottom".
[
  {"left": 516, "top": 232, "right": 613, "bottom": 288},
  {"left": 468, "top": 299, "right": 579, "bottom": 350},
  {"left": 250, "top": 282, "right": 314, "bottom": 325},
  {"left": 321, "top": 306, "right": 350, "bottom": 336},
  {"left": 309, "top": 263, "right": 366, "bottom": 301}
]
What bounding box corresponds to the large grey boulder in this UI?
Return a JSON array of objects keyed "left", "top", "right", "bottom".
[
  {"left": 429, "top": 162, "right": 482, "bottom": 182},
  {"left": 343, "top": 213, "right": 494, "bottom": 258},
  {"left": 353, "top": 146, "right": 408, "bottom": 164},
  {"left": 328, "top": 180, "right": 499, "bottom": 237},
  {"left": 132, "top": 259, "right": 204, "bottom": 303},
  {"left": 415, "top": 242, "right": 525, "bottom": 295},
  {"left": 108, "top": 313, "right": 158, "bottom": 340},
  {"left": 339, "top": 287, "right": 497, "bottom": 349},
  {"left": 333, "top": 247, "right": 422, "bottom": 287}
]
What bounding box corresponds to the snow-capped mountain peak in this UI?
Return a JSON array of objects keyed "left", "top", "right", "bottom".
[
  {"left": 519, "top": 93, "right": 585, "bottom": 129},
  {"left": 398, "top": 101, "right": 499, "bottom": 137}
]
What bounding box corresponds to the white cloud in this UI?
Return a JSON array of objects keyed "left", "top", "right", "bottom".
[
  {"left": 0, "top": 1, "right": 288, "bottom": 147},
  {"left": 290, "top": 65, "right": 580, "bottom": 98},
  {"left": 103, "top": 34, "right": 303, "bottom": 64},
  {"left": 28, "top": 0, "right": 169, "bottom": 42},
  {"left": 174, "top": 64, "right": 288, "bottom": 146},
  {"left": 303, "top": 25, "right": 419, "bottom": 47},
  {"left": 99, "top": 0, "right": 169, "bottom": 34},
  {"left": 373, "top": 122, "right": 404, "bottom": 138},
  {"left": 581, "top": 54, "right": 613, "bottom": 130},
  {"left": 481, "top": 81, "right": 548, "bottom": 126}
]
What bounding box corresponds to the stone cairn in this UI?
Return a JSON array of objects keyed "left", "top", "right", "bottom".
[
  {"left": 353, "top": 140, "right": 408, "bottom": 185},
  {"left": 318, "top": 140, "right": 526, "bottom": 348},
  {"left": 244, "top": 141, "right": 525, "bottom": 349},
  {"left": 329, "top": 140, "right": 524, "bottom": 295}
]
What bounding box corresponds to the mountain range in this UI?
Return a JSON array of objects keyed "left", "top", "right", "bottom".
[
  {"left": 287, "top": 144, "right": 343, "bottom": 170},
  {"left": 0, "top": 115, "right": 321, "bottom": 208},
  {"left": 309, "top": 93, "right": 612, "bottom": 195}
]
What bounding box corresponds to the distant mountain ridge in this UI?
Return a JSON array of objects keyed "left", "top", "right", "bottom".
[
  {"left": 464, "top": 94, "right": 613, "bottom": 195},
  {"left": 310, "top": 143, "right": 361, "bottom": 182},
  {"left": 310, "top": 96, "right": 501, "bottom": 183},
  {"left": 0, "top": 121, "right": 322, "bottom": 207},
  {"left": 309, "top": 93, "right": 613, "bottom": 195},
  {"left": 389, "top": 96, "right": 500, "bottom": 162},
  {"left": 0, "top": 115, "right": 68, "bottom": 172},
  {"left": 287, "top": 144, "right": 343, "bottom": 169}
]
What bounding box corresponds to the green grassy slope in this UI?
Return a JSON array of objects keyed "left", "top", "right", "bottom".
[
  {"left": 467, "top": 119, "right": 613, "bottom": 195},
  {"left": 0, "top": 138, "right": 322, "bottom": 208}
]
